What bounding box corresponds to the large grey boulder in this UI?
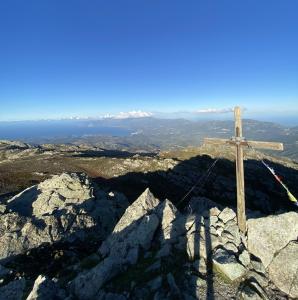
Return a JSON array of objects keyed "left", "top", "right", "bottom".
[
  {"left": 212, "top": 248, "right": 246, "bottom": 282},
  {"left": 7, "top": 173, "right": 92, "bottom": 217},
  {"left": 0, "top": 213, "right": 46, "bottom": 261},
  {"left": 33, "top": 173, "right": 93, "bottom": 216},
  {"left": 71, "top": 189, "right": 161, "bottom": 299},
  {"left": 268, "top": 241, "right": 298, "bottom": 298},
  {"left": 0, "top": 173, "right": 128, "bottom": 262},
  {"left": 71, "top": 214, "right": 159, "bottom": 299},
  {"left": 26, "top": 275, "right": 66, "bottom": 300},
  {"left": 247, "top": 212, "right": 298, "bottom": 268}
]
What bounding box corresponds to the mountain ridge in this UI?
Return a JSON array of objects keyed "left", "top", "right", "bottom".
[{"left": 1, "top": 117, "right": 297, "bottom": 160}]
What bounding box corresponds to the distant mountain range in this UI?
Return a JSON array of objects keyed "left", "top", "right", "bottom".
[{"left": 0, "top": 117, "right": 297, "bottom": 160}]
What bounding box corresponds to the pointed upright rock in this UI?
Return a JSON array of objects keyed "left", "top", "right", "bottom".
[
  {"left": 71, "top": 189, "right": 161, "bottom": 300},
  {"left": 113, "top": 188, "right": 160, "bottom": 233}
]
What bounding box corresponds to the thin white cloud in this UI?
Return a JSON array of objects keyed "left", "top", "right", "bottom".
[
  {"left": 111, "top": 110, "right": 153, "bottom": 119},
  {"left": 194, "top": 108, "right": 234, "bottom": 114}
]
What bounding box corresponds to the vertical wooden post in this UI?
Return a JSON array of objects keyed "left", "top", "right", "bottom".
[
  {"left": 234, "top": 106, "right": 246, "bottom": 233},
  {"left": 204, "top": 108, "right": 283, "bottom": 233}
]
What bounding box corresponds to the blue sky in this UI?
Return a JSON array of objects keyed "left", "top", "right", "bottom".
[{"left": 0, "top": 0, "right": 297, "bottom": 121}]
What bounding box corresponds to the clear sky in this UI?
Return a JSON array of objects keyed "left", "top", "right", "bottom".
[{"left": 0, "top": 0, "right": 297, "bottom": 121}]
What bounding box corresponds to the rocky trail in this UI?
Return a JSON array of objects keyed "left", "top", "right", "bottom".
[{"left": 0, "top": 172, "right": 297, "bottom": 300}]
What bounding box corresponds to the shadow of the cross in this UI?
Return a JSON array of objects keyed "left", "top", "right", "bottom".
[
  {"left": 93, "top": 154, "right": 298, "bottom": 215},
  {"left": 90, "top": 153, "right": 298, "bottom": 297}
]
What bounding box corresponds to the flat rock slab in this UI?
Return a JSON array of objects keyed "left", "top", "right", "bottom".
[
  {"left": 212, "top": 248, "right": 246, "bottom": 282},
  {"left": 268, "top": 241, "right": 298, "bottom": 298},
  {"left": 247, "top": 212, "right": 298, "bottom": 268}
]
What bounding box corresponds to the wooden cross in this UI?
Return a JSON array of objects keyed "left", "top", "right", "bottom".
[{"left": 204, "top": 106, "right": 283, "bottom": 233}]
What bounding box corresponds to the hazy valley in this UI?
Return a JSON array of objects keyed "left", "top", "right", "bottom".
[{"left": 1, "top": 117, "right": 298, "bottom": 160}]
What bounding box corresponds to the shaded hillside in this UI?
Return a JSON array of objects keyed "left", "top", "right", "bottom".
[{"left": 1, "top": 141, "right": 297, "bottom": 215}]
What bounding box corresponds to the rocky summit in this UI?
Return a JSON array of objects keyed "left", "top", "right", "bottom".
[{"left": 0, "top": 172, "right": 297, "bottom": 300}]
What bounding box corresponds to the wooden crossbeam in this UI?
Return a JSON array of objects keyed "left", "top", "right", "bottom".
[
  {"left": 203, "top": 106, "right": 284, "bottom": 233},
  {"left": 245, "top": 140, "right": 283, "bottom": 151},
  {"left": 204, "top": 138, "right": 284, "bottom": 151}
]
